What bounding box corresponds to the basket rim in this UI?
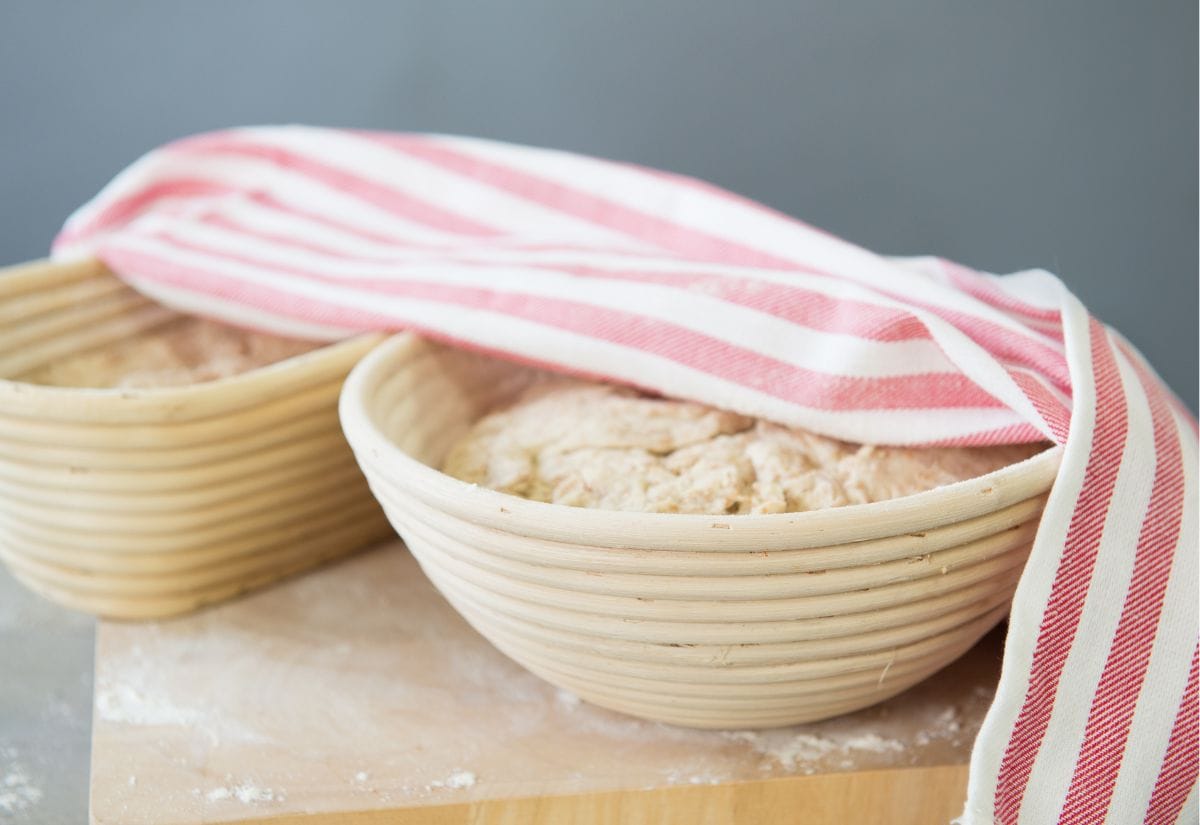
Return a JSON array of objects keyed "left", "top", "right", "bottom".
[
  {"left": 340, "top": 333, "right": 1063, "bottom": 551},
  {"left": 0, "top": 256, "right": 385, "bottom": 420},
  {"left": 0, "top": 332, "right": 380, "bottom": 401}
]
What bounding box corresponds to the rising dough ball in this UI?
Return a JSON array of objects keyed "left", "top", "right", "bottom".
[{"left": 443, "top": 379, "right": 1043, "bottom": 515}]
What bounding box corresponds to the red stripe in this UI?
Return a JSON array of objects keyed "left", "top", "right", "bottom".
[
  {"left": 184, "top": 209, "right": 940, "bottom": 345},
  {"left": 923, "top": 422, "right": 1049, "bottom": 447},
  {"left": 615, "top": 156, "right": 855, "bottom": 244},
  {"left": 62, "top": 134, "right": 1073, "bottom": 398},
  {"left": 61, "top": 133, "right": 1075, "bottom": 394},
  {"left": 176, "top": 207, "right": 1080, "bottom": 413},
  {"left": 101, "top": 253, "right": 406, "bottom": 331},
  {"left": 1113, "top": 336, "right": 1200, "bottom": 438},
  {"left": 53, "top": 179, "right": 237, "bottom": 249},
  {"left": 104, "top": 236, "right": 1012, "bottom": 414},
  {"left": 241, "top": 189, "right": 463, "bottom": 248},
  {"left": 939, "top": 258, "right": 1065, "bottom": 327},
  {"left": 175, "top": 138, "right": 505, "bottom": 237},
  {"left": 1144, "top": 645, "right": 1199, "bottom": 825},
  {"left": 367, "top": 134, "right": 1076, "bottom": 394},
  {"left": 222, "top": 190, "right": 647, "bottom": 257},
  {"left": 1178, "top": 401, "right": 1200, "bottom": 437},
  {"left": 994, "top": 318, "right": 1131, "bottom": 824},
  {"left": 57, "top": 176, "right": 421, "bottom": 251},
  {"left": 1058, "top": 349, "right": 1188, "bottom": 822},
  {"left": 1009, "top": 370, "right": 1071, "bottom": 444},
  {"left": 364, "top": 133, "right": 822, "bottom": 271},
  {"left": 908, "top": 300, "right": 1073, "bottom": 396},
  {"left": 510, "top": 262, "right": 936, "bottom": 344},
  {"left": 510, "top": 268, "right": 1070, "bottom": 393}
]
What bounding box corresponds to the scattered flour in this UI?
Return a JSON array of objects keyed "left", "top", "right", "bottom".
[
  {"left": 555, "top": 689, "right": 582, "bottom": 711},
  {"left": 915, "top": 706, "right": 965, "bottom": 747},
  {"left": 354, "top": 771, "right": 370, "bottom": 783},
  {"left": 725, "top": 729, "right": 905, "bottom": 774},
  {"left": 202, "top": 780, "right": 282, "bottom": 804},
  {"left": 0, "top": 749, "right": 43, "bottom": 815},
  {"left": 94, "top": 647, "right": 269, "bottom": 745},
  {"left": 95, "top": 682, "right": 202, "bottom": 728},
  {"left": 664, "top": 769, "right": 724, "bottom": 786},
  {"left": 233, "top": 783, "right": 281, "bottom": 803},
  {"left": 428, "top": 770, "right": 477, "bottom": 790},
  {"left": 842, "top": 733, "right": 906, "bottom": 754},
  {"left": 725, "top": 731, "right": 835, "bottom": 769}
]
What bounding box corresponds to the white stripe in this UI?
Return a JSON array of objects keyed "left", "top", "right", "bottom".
[
  {"left": 911, "top": 316, "right": 1057, "bottom": 441},
  {"left": 120, "top": 276, "right": 356, "bottom": 341},
  {"left": 111, "top": 239, "right": 1023, "bottom": 443},
  {"left": 1017, "top": 340, "right": 1157, "bottom": 825},
  {"left": 416, "top": 135, "right": 1067, "bottom": 431},
  {"left": 55, "top": 196, "right": 207, "bottom": 261},
  {"left": 64, "top": 135, "right": 1070, "bottom": 431},
  {"left": 181, "top": 193, "right": 1073, "bottom": 385},
  {"left": 894, "top": 256, "right": 1068, "bottom": 350},
  {"left": 170, "top": 195, "right": 1016, "bottom": 317},
  {"left": 986, "top": 269, "right": 1069, "bottom": 314},
  {"left": 1107, "top": 328, "right": 1190, "bottom": 415},
  {"left": 69, "top": 153, "right": 473, "bottom": 244},
  {"left": 125, "top": 211, "right": 1058, "bottom": 438},
  {"left": 68, "top": 128, "right": 1071, "bottom": 364},
  {"left": 190, "top": 191, "right": 895, "bottom": 280},
  {"left": 1110, "top": 404, "right": 1198, "bottom": 824},
  {"left": 963, "top": 292, "right": 1096, "bottom": 825},
  {"left": 58, "top": 140, "right": 183, "bottom": 233},
  {"left": 443, "top": 132, "right": 1076, "bottom": 343},
  {"left": 127, "top": 219, "right": 964, "bottom": 379},
  {"left": 236, "top": 127, "right": 652, "bottom": 248}
]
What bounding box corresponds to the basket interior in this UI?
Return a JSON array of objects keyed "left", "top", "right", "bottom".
[
  {"left": 376, "top": 344, "right": 544, "bottom": 469},
  {"left": 0, "top": 266, "right": 177, "bottom": 379},
  {"left": 0, "top": 263, "right": 318, "bottom": 388}
]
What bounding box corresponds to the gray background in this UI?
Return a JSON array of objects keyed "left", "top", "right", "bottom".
[
  {"left": 1, "top": 0, "right": 1197, "bottom": 407},
  {"left": 0, "top": 2, "right": 1195, "bottom": 822}
]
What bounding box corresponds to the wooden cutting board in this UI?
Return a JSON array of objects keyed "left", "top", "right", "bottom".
[{"left": 89, "top": 542, "right": 1004, "bottom": 824}]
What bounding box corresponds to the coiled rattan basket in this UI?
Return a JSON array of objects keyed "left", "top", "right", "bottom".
[
  {"left": 0, "top": 258, "right": 392, "bottom": 619},
  {"left": 341, "top": 334, "right": 1062, "bottom": 729}
]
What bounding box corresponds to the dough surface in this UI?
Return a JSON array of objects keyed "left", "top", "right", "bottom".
[
  {"left": 20, "top": 317, "right": 321, "bottom": 389},
  {"left": 443, "top": 379, "right": 1043, "bottom": 515}
]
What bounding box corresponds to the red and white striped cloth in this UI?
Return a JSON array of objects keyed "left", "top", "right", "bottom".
[{"left": 53, "top": 126, "right": 1197, "bottom": 824}]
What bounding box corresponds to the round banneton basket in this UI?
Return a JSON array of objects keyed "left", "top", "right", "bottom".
[
  {"left": 341, "top": 334, "right": 1062, "bottom": 729},
  {"left": 0, "top": 258, "right": 392, "bottom": 619}
]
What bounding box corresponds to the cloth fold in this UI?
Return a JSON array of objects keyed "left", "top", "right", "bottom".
[{"left": 54, "top": 126, "right": 1197, "bottom": 824}]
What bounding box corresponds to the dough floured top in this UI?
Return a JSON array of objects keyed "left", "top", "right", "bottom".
[
  {"left": 442, "top": 379, "right": 1044, "bottom": 515},
  {"left": 20, "top": 317, "right": 321, "bottom": 389}
]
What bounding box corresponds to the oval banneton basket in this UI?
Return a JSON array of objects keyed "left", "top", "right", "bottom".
[
  {"left": 341, "top": 334, "right": 1062, "bottom": 729},
  {"left": 0, "top": 258, "right": 393, "bottom": 619}
]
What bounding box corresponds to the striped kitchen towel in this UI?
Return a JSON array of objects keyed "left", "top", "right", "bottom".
[{"left": 53, "top": 126, "right": 1197, "bottom": 824}]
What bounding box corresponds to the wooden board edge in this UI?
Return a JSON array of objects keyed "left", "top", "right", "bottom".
[{"left": 138, "top": 764, "right": 969, "bottom": 825}]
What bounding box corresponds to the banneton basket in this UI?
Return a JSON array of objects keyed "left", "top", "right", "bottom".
[
  {"left": 341, "top": 334, "right": 1062, "bottom": 729},
  {"left": 0, "top": 258, "right": 392, "bottom": 619}
]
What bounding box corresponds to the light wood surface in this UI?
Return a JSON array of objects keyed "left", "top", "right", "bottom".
[
  {"left": 91, "top": 544, "right": 1002, "bottom": 825},
  {"left": 248, "top": 767, "right": 970, "bottom": 825}
]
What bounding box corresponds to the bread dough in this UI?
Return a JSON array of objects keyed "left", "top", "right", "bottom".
[
  {"left": 443, "top": 379, "right": 1044, "bottom": 515},
  {"left": 20, "top": 317, "right": 321, "bottom": 389}
]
